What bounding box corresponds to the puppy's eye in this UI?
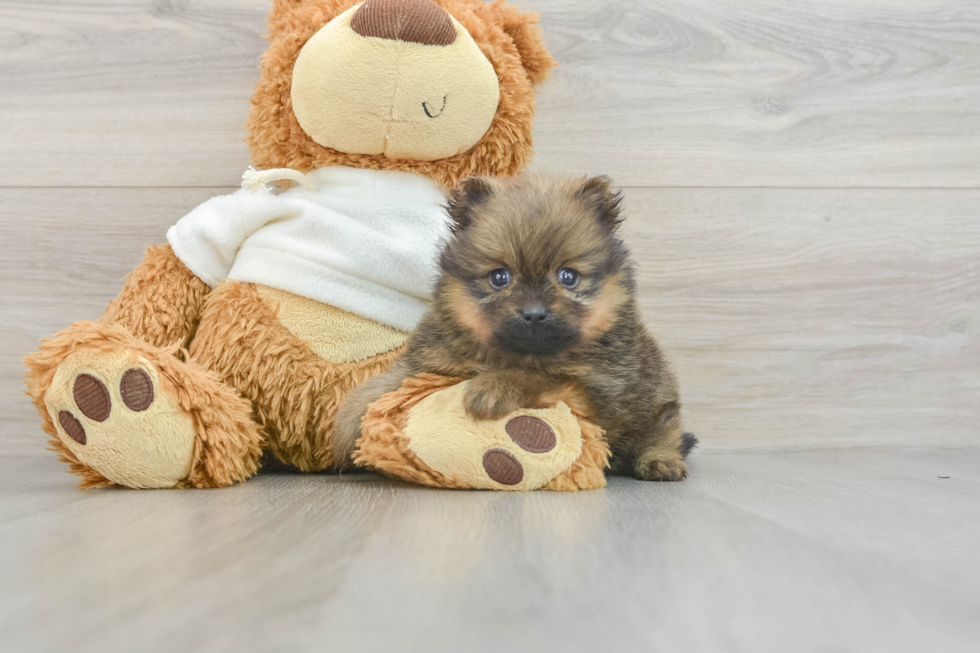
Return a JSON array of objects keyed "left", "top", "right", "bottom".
[
  {"left": 558, "top": 268, "right": 580, "bottom": 289},
  {"left": 488, "top": 268, "right": 511, "bottom": 289}
]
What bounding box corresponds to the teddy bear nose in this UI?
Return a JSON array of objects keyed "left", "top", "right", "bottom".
[{"left": 351, "top": 0, "right": 457, "bottom": 46}]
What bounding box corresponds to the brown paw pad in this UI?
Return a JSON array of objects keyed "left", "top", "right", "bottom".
[
  {"left": 120, "top": 368, "right": 154, "bottom": 412},
  {"left": 505, "top": 415, "right": 556, "bottom": 453},
  {"left": 58, "top": 411, "right": 86, "bottom": 445},
  {"left": 482, "top": 448, "right": 524, "bottom": 486},
  {"left": 73, "top": 374, "right": 111, "bottom": 422}
]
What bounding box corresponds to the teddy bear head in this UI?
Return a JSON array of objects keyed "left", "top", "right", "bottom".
[{"left": 245, "top": 0, "right": 555, "bottom": 188}]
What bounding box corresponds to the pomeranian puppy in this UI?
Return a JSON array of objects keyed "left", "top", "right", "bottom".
[{"left": 335, "top": 174, "right": 696, "bottom": 481}]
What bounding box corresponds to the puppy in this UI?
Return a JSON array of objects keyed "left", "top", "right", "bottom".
[{"left": 335, "top": 175, "right": 696, "bottom": 481}]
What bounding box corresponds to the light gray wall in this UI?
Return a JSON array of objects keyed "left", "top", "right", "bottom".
[{"left": 2, "top": 0, "right": 978, "bottom": 454}]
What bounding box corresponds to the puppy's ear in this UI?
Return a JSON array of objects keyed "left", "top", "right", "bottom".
[
  {"left": 575, "top": 176, "right": 624, "bottom": 231},
  {"left": 447, "top": 177, "right": 493, "bottom": 232}
]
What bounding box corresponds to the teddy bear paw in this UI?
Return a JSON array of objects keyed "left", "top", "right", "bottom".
[
  {"left": 44, "top": 347, "right": 197, "bottom": 489},
  {"left": 400, "top": 380, "right": 584, "bottom": 491},
  {"left": 481, "top": 416, "right": 560, "bottom": 485}
]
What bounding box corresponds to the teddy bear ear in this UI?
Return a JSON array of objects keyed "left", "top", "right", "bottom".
[
  {"left": 269, "top": 0, "right": 308, "bottom": 17},
  {"left": 267, "top": 0, "right": 342, "bottom": 35},
  {"left": 489, "top": 1, "right": 557, "bottom": 86},
  {"left": 266, "top": 0, "right": 311, "bottom": 35},
  {"left": 575, "top": 176, "right": 624, "bottom": 231},
  {"left": 447, "top": 177, "right": 494, "bottom": 231}
]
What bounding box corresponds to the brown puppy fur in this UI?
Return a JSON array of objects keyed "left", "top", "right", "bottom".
[{"left": 337, "top": 175, "right": 697, "bottom": 481}]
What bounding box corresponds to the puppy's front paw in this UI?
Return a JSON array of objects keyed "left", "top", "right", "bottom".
[
  {"left": 633, "top": 458, "right": 688, "bottom": 482},
  {"left": 463, "top": 386, "right": 525, "bottom": 421}
]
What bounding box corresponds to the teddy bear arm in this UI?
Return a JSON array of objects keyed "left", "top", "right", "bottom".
[{"left": 98, "top": 244, "right": 211, "bottom": 350}]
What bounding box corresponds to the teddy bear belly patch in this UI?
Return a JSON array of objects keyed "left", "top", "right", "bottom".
[{"left": 256, "top": 285, "right": 408, "bottom": 364}]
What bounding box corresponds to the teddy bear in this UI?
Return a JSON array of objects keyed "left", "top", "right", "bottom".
[{"left": 25, "top": 0, "right": 609, "bottom": 491}]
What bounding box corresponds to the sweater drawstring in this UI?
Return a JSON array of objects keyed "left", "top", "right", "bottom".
[{"left": 241, "top": 167, "right": 316, "bottom": 193}]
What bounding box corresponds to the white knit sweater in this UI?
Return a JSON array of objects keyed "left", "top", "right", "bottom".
[{"left": 167, "top": 166, "right": 451, "bottom": 332}]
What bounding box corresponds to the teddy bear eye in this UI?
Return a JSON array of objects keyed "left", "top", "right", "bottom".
[
  {"left": 489, "top": 268, "right": 511, "bottom": 289},
  {"left": 558, "top": 268, "right": 580, "bottom": 289}
]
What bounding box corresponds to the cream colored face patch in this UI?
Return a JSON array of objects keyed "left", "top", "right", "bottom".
[
  {"left": 290, "top": 4, "right": 500, "bottom": 162},
  {"left": 402, "top": 380, "right": 584, "bottom": 491}
]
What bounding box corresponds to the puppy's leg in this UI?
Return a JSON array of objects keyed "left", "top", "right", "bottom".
[
  {"left": 333, "top": 360, "right": 414, "bottom": 468},
  {"left": 631, "top": 402, "right": 694, "bottom": 482},
  {"left": 463, "top": 369, "right": 560, "bottom": 421}
]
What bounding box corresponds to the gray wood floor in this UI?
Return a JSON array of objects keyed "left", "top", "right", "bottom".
[{"left": 1, "top": 451, "right": 978, "bottom": 653}]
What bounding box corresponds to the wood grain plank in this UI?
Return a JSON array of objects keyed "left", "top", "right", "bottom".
[
  {"left": 1, "top": 187, "right": 232, "bottom": 455},
  {"left": 532, "top": 0, "right": 980, "bottom": 187},
  {"left": 620, "top": 187, "right": 980, "bottom": 450},
  {"left": 3, "top": 186, "right": 977, "bottom": 455},
  {"left": 2, "top": 0, "right": 980, "bottom": 188},
  {"left": 0, "top": 452, "right": 977, "bottom": 652},
  {"left": 0, "top": 0, "right": 264, "bottom": 188}
]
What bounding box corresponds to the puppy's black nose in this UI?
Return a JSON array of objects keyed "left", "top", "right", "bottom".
[{"left": 520, "top": 306, "right": 549, "bottom": 324}]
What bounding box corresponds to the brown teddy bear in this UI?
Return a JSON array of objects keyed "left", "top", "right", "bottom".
[{"left": 25, "top": 0, "right": 609, "bottom": 491}]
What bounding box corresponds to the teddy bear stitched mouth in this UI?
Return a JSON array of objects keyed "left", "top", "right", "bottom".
[{"left": 422, "top": 95, "right": 447, "bottom": 118}]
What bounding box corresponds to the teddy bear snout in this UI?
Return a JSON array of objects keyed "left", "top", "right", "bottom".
[{"left": 351, "top": 0, "right": 457, "bottom": 46}]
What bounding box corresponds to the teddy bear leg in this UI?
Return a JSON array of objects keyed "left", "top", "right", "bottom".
[
  {"left": 186, "top": 281, "right": 405, "bottom": 473},
  {"left": 356, "top": 376, "right": 611, "bottom": 491},
  {"left": 25, "top": 321, "right": 263, "bottom": 489}
]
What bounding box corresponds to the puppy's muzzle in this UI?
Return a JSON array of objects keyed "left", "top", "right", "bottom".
[{"left": 519, "top": 306, "right": 549, "bottom": 325}]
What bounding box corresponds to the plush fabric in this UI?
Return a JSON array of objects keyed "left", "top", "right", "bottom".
[
  {"left": 25, "top": 320, "right": 263, "bottom": 489},
  {"left": 167, "top": 166, "right": 451, "bottom": 333},
  {"left": 403, "top": 379, "right": 585, "bottom": 490},
  {"left": 256, "top": 286, "right": 409, "bottom": 364},
  {"left": 189, "top": 281, "right": 404, "bottom": 472},
  {"left": 247, "top": 0, "right": 556, "bottom": 188},
  {"left": 291, "top": 4, "right": 500, "bottom": 161},
  {"left": 351, "top": 0, "right": 457, "bottom": 45},
  {"left": 42, "top": 348, "right": 197, "bottom": 488},
  {"left": 356, "top": 375, "right": 611, "bottom": 491},
  {"left": 99, "top": 244, "right": 211, "bottom": 349},
  {"left": 24, "top": 0, "right": 562, "bottom": 490}
]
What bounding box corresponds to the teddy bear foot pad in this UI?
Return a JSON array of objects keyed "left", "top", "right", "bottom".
[
  {"left": 356, "top": 375, "right": 611, "bottom": 491},
  {"left": 403, "top": 382, "right": 584, "bottom": 490},
  {"left": 43, "top": 345, "right": 197, "bottom": 489},
  {"left": 27, "top": 321, "right": 264, "bottom": 489}
]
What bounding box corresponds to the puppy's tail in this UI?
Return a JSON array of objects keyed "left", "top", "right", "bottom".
[{"left": 680, "top": 432, "right": 699, "bottom": 458}]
